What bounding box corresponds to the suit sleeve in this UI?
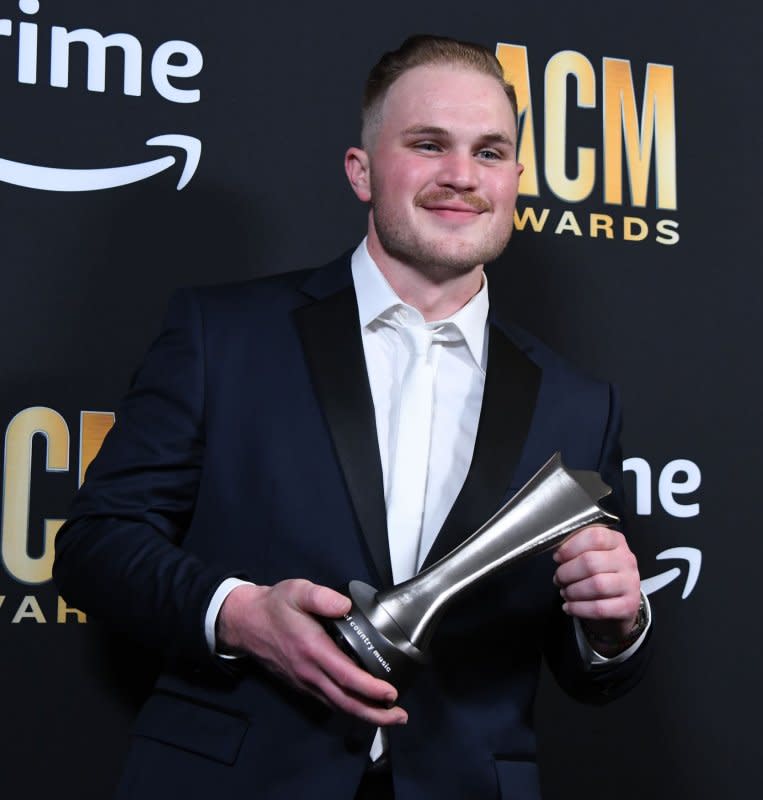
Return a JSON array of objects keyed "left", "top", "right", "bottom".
[
  {"left": 543, "top": 383, "right": 653, "bottom": 703},
  {"left": 53, "top": 289, "right": 244, "bottom": 670}
]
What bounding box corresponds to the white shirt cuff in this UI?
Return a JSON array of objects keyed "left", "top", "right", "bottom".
[
  {"left": 204, "top": 577, "right": 255, "bottom": 659},
  {"left": 574, "top": 593, "right": 652, "bottom": 667}
]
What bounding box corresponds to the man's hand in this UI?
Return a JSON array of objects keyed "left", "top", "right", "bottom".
[
  {"left": 553, "top": 526, "right": 642, "bottom": 655},
  {"left": 216, "top": 579, "right": 408, "bottom": 726}
]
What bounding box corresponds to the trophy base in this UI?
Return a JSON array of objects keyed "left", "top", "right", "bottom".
[{"left": 329, "top": 580, "right": 427, "bottom": 689}]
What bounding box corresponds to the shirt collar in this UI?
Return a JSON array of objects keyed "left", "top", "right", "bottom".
[{"left": 350, "top": 238, "right": 490, "bottom": 370}]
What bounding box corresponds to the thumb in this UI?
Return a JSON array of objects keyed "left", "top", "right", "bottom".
[{"left": 296, "top": 582, "right": 351, "bottom": 618}]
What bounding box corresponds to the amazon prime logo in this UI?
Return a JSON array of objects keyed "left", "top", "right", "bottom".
[{"left": 0, "top": 1, "right": 204, "bottom": 192}]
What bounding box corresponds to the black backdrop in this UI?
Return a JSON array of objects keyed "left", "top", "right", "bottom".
[{"left": 1, "top": 1, "right": 760, "bottom": 797}]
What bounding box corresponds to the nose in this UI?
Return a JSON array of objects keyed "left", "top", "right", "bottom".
[{"left": 435, "top": 149, "right": 478, "bottom": 191}]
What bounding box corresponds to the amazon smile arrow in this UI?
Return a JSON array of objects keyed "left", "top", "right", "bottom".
[
  {"left": 641, "top": 546, "right": 702, "bottom": 599},
  {"left": 0, "top": 134, "right": 201, "bottom": 192}
]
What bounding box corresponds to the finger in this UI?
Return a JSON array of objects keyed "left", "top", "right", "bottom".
[
  {"left": 555, "top": 541, "right": 638, "bottom": 586},
  {"left": 562, "top": 595, "right": 638, "bottom": 622},
  {"left": 554, "top": 549, "right": 616, "bottom": 587},
  {"left": 554, "top": 526, "right": 623, "bottom": 563},
  {"left": 291, "top": 580, "right": 352, "bottom": 618},
  {"left": 288, "top": 648, "right": 407, "bottom": 725},
  {"left": 559, "top": 572, "right": 629, "bottom": 602},
  {"left": 313, "top": 668, "right": 408, "bottom": 726},
  {"left": 306, "top": 628, "right": 399, "bottom": 706}
]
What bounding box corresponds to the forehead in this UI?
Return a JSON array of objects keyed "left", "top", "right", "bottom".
[{"left": 379, "top": 64, "right": 516, "bottom": 139}]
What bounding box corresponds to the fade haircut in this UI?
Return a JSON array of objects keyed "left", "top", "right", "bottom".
[{"left": 361, "top": 34, "right": 519, "bottom": 151}]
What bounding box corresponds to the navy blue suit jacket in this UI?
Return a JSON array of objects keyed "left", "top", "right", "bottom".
[{"left": 54, "top": 254, "right": 649, "bottom": 799}]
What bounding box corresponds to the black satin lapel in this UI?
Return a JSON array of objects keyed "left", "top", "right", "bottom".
[
  {"left": 420, "top": 324, "right": 541, "bottom": 570},
  {"left": 294, "top": 287, "right": 393, "bottom": 587}
]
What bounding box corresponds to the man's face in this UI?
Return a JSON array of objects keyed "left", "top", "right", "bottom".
[{"left": 347, "top": 64, "right": 523, "bottom": 278}]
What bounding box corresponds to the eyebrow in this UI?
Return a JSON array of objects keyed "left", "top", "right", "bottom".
[
  {"left": 479, "top": 131, "right": 515, "bottom": 148},
  {"left": 401, "top": 125, "right": 514, "bottom": 148}
]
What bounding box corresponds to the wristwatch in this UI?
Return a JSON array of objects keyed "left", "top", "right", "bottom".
[{"left": 582, "top": 593, "right": 648, "bottom": 649}]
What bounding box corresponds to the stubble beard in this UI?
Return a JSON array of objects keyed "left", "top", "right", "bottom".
[{"left": 370, "top": 188, "right": 513, "bottom": 283}]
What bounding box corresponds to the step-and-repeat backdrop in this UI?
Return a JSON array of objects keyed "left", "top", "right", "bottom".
[{"left": 1, "top": 2, "right": 759, "bottom": 797}]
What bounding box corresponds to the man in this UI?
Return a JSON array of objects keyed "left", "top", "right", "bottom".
[{"left": 54, "top": 35, "right": 650, "bottom": 800}]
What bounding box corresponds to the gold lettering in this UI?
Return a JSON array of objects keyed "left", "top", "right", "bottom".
[
  {"left": 623, "top": 216, "right": 649, "bottom": 241},
  {"left": 57, "top": 595, "right": 87, "bottom": 623},
  {"left": 79, "top": 410, "right": 115, "bottom": 486},
  {"left": 603, "top": 59, "right": 676, "bottom": 209},
  {"left": 12, "top": 595, "right": 47, "bottom": 623},
  {"left": 2, "top": 407, "right": 69, "bottom": 585},
  {"left": 590, "top": 213, "right": 615, "bottom": 238},
  {"left": 496, "top": 43, "right": 539, "bottom": 196},
  {"left": 514, "top": 206, "right": 550, "bottom": 232},
  {"left": 545, "top": 51, "right": 596, "bottom": 202}
]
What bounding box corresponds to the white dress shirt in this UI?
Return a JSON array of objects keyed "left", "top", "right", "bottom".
[{"left": 352, "top": 238, "right": 489, "bottom": 572}]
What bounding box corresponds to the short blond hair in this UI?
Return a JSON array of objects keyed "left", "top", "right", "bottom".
[{"left": 361, "top": 34, "right": 518, "bottom": 149}]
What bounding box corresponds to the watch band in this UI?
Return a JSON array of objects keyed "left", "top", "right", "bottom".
[{"left": 581, "top": 593, "right": 648, "bottom": 648}]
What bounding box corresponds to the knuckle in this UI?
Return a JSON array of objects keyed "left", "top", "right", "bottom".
[
  {"left": 308, "top": 584, "right": 325, "bottom": 608},
  {"left": 591, "top": 598, "right": 608, "bottom": 618},
  {"left": 284, "top": 578, "right": 309, "bottom": 604},
  {"left": 300, "top": 632, "right": 323, "bottom": 662},
  {"left": 333, "top": 663, "right": 355, "bottom": 691},
  {"left": 593, "top": 528, "right": 610, "bottom": 547},
  {"left": 285, "top": 578, "right": 304, "bottom": 592},
  {"left": 581, "top": 551, "right": 599, "bottom": 572},
  {"left": 292, "top": 661, "right": 313, "bottom": 684},
  {"left": 590, "top": 573, "right": 609, "bottom": 596}
]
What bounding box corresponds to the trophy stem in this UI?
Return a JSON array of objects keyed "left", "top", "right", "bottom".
[{"left": 374, "top": 458, "right": 618, "bottom": 652}]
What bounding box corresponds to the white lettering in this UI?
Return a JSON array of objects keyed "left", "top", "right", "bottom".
[
  {"left": 623, "top": 457, "right": 701, "bottom": 517},
  {"left": 151, "top": 40, "right": 203, "bottom": 104},
  {"left": 0, "top": 2, "right": 202, "bottom": 102},
  {"left": 18, "top": 22, "right": 36, "bottom": 84},
  {"left": 658, "top": 459, "right": 701, "bottom": 518},
  {"left": 50, "top": 27, "right": 142, "bottom": 95},
  {"left": 623, "top": 457, "right": 652, "bottom": 515},
  {"left": 372, "top": 650, "right": 391, "bottom": 672}
]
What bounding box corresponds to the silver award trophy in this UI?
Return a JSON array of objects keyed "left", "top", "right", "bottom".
[{"left": 329, "top": 452, "right": 618, "bottom": 689}]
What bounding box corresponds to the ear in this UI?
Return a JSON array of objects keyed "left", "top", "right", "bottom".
[{"left": 344, "top": 147, "right": 372, "bottom": 202}]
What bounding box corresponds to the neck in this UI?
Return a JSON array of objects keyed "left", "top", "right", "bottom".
[{"left": 366, "top": 231, "right": 484, "bottom": 323}]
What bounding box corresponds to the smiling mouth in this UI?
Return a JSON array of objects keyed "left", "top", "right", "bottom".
[{"left": 415, "top": 189, "right": 490, "bottom": 216}]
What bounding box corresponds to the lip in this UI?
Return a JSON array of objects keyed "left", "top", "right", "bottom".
[{"left": 420, "top": 204, "right": 483, "bottom": 220}]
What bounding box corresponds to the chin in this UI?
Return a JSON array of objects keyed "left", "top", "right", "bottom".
[{"left": 427, "top": 235, "right": 510, "bottom": 271}]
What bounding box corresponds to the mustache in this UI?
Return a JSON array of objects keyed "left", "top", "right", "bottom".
[{"left": 415, "top": 188, "right": 491, "bottom": 213}]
